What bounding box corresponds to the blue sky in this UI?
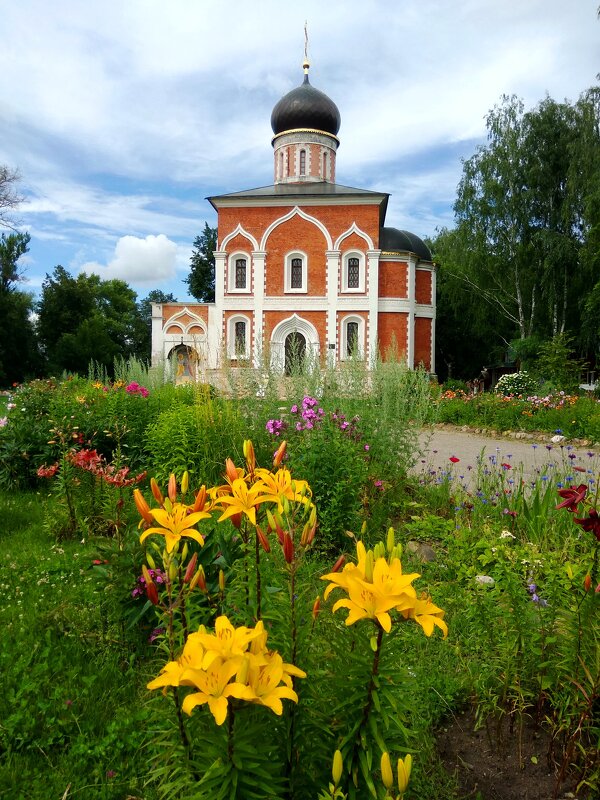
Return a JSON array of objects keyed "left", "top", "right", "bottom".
[{"left": 1, "top": 0, "right": 598, "bottom": 304}]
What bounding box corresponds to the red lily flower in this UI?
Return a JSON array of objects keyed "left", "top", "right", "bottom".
[
  {"left": 556, "top": 484, "right": 587, "bottom": 512},
  {"left": 573, "top": 509, "right": 600, "bottom": 541}
]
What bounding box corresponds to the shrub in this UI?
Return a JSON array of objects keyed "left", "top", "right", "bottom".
[{"left": 494, "top": 371, "right": 537, "bottom": 397}]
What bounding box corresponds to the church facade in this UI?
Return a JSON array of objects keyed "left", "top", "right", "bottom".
[{"left": 151, "top": 61, "right": 436, "bottom": 382}]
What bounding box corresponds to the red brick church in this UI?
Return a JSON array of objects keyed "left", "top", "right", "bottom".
[{"left": 151, "top": 60, "right": 436, "bottom": 382}]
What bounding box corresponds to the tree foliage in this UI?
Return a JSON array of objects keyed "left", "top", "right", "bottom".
[
  {"left": 433, "top": 87, "right": 600, "bottom": 379},
  {"left": 36, "top": 266, "right": 145, "bottom": 375},
  {"left": 0, "top": 232, "right": 39, "bottom": 386},
  {"left": 184, "top": 223, "right": 217, "bottom": 302}
]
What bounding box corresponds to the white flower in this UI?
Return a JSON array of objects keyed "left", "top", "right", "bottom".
[
  {"left": 499, "top": 530, "right": 516, "bottom": 539},
  {"left": 475, "top": 575, "right": 495, "bottom": 587}
]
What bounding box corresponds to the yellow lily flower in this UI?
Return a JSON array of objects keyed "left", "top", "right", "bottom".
[
  {"left": 194, "top": 615, "right": 265, "bottom": 670},
  {"left": 245, "top": 651, "right": 302, "bottom": 715},
  {"left": 254, "top": 467, "right": 313, "bottom": 512},
  {"left": 215, "top": 477, "right": 272, "bottom": 526},
  {"left": 180, "top": 656, "right": 254, "bottom": 724},
  {"left": 399, "top": 594, "right": 448, "bottom": 638},
  {"left": 147, "top": 631, "right": 206, "bottom": 690},
  {"left": 323, "top": 544, "right": 420, "bottom": 632},
  {"left": 139, "top": 502, "right": 211, "bottom": 553}
]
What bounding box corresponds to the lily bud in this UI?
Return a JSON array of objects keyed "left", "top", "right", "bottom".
[
  {"left": 142, "top": 564, "right": 153, "bottom": 586},
  {"left": 219, "top": 568, "right": 226, "bottom": 592},
  {"left": 256, "top": 526, "right": 271, "bottom": 553},
  {"left": 364, "top": 551, "right": 374, "bottom": 583},
  {"left": 266, "top": 508, "right": 277, "bottom": 533},
  {"left": 397, "top": 754, "right": 412, "bottom": 795},
  {"left": 181, "top": 470, "right": 189, "bottom": 495},
  {"left": 190, "top": 565, "right": 206, "bottom": 592},
  {"left": 181, "top": 542, "right": 189, "bottom": 562},
  {"left": 225, "top": 458, "right": 238, "bottom": 484},
  {"left": 192, "top": 485, "right": 207, "bottom": 512},
  {"left": 168, "top": 473, "right": 177, "bottom": 503},
  {"left": 361, "top": 520, "right": 368, "bottom": 537},
  {"left": 386, "top": 527, "right": 395, "bottom": 553},
  {"left": 381, "top": 752, "right": 394, "bottom": 790},
  {"left": 231, "top": 512, "right": 242, "bottom": 530},
  {"left": 146, "top": 581, "right": 159, "bottom": 605},
  {"left": 133, "top": 489, "right": 154, "bottom": 524},
  {"left": 312, "top": 595, "right": 321, "bottom": 621},
  {"left": 146, "top": 553, "right": 156, "bottom": 570},
  {"left": 184, "top": 552, "right": 198, "bottom": 583},
  {"left": 150, "top": 477, "right": 164, "bottom": 505},
  {"left": 584, "top": 573, "right": 592, "bottom": 592},
  {"left": 374, "top": 542, "right": 385, "bottom": 560},
  {"left": 243, "top": 439, "right": 256, "bottom": 471},
  {"left": 283, "top": 531, "right": 294, "bottom": 563},
  {"left": 332, "top": 750, "right": 343, "bottom": 786},
  {"left": 169, "top": 562, "right": 178, "bottom": 582},
  {"left": 273, "top": 440, "right": 287, "bottom": 467},
  {"left": 331, "top": 554, "right": 345, "bottom": 573},
  {"left": 274, "top": 521, "right": 285, "bottom": 545}
]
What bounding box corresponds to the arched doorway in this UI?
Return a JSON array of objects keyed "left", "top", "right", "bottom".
[{"left": 284, "top": 332, "right": 306, "bottom": 375}]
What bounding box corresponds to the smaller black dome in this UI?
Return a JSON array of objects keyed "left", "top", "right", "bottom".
[
  {"left": 379, "top": 227, "right": 432, "bottom": 261},
  {"left": 271, "top": 74, "right": 341, "bottom": 137}
]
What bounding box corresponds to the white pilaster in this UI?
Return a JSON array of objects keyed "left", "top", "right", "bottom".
[
  {"left": 252, "top": 251, "right": 267, "bottom": 366},
  {"left": 211, "top": 251, "right": 227, "bottom": 368},
  {"left": 366, "top": 250, "right": 380, "bottom": 365},
  {"left": 407, "top": 256, "right": 416, "bottom": 369},
  {"left": 325, "top": 250, "right": 340, "bottom": 365}
]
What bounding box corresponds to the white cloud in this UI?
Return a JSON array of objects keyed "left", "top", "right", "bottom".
[{"left": 80, "top": 234, "right": 178, "bottom": 286}]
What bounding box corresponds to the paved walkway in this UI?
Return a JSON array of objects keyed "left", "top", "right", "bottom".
[{"left": 413, "top": 426, "right": 599, "bottom": 491}]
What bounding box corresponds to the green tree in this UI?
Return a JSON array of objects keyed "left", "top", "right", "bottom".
[
  {"left": 36, "top": 267, "right": 145, "bottom": 375},
  {"left": 435, "top": 88, "right": 600, "bottom": 377},
  {"left": 0, "top": 232, "right": 39, "bottom": 385},
  {"left": 184, "top": 223, "right": 217, "bottom": 302}
]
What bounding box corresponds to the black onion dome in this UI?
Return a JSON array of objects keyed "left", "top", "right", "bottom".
[
  {"left": 379, "top": 227, "right": 432, "bottom": 261},
  {"left": 271, "top": 74, "right": 341, "bottom": 136}
]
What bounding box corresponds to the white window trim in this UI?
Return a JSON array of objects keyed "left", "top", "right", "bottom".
[
  {"left": 227, "top": 251, "right": 251, "bottom": 293},
  {"left": 340, "top": 314, "right": 365, "bottom": 360},
  {"left": 284, "top": 251, "right": 308, "bottom": 294},
  {"left": 341, "top": 251, "right": 365, "bottom": 293},
  {"left": 228, "top": 315, "right": 251, "bottom": 360}
]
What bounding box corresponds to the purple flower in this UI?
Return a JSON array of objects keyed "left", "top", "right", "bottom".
[{"left": 364, "top": 444, "right": 370, "bottom": 451}]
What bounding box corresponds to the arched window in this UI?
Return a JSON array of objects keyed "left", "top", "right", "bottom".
[
  {"left": 235, "top": 258, "right": 247, "bottom": 289},
  {"left": 228, "top": 315, "right": 250, "bottom": 359},
  {"left": 346, "top": 321, "right": 359, "bottom": 356},
  {"left": 299, "top": 149, "right": 306, "bottom": 176},
  {"left": 342, "top": 252, "right": 365, "bottom": 292},
  {"left": 341, "top": 315, "right": 364, "bottom": 360},
  {"left": 228, "top": 252, "right": 250, "bottom": 292},
  {"left": 285, "top": 252, "right": 307, "bottom": 293},
  {"left": 235, "top": 320, "right": 246, "bottom": 355},
  {"left": 291, "top": 258, "right": 303, "bottom": 289}
]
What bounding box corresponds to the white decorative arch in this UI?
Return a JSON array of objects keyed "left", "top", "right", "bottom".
[
  {"left": 334, "top": 222, "right": 374, "bottom": 251},
  {"left": 260, "top": 206, "right": 333, "bottom": 251},
  {"left": 221, "top": 224, "right": 259, "bottom": 252},
  {"left": 162, "top": 306, "right": 206, "bottom": 335},
  {"left": 269, "top": 313, "right": 320, "bottom": 373}
]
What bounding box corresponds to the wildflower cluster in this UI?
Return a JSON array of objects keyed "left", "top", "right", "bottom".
[
  {"left": 290, "top": 395, "right": 325, "bottom": 431},
  {"left": 38, "top": 446, "right": 147, "bottom": 488},
  {"left": 147, "top": 615, "right": 306, "bottom": 725},
  {"left": 131, "top": 567, "right": 166, "bottom": 599},
  {"left": 125, "top": 381, "right": 150, "bottom": 398}
]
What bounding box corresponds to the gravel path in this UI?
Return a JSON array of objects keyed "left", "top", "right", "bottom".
[{"left": 413, "top": 426, "right": 599, "bottom": 490}]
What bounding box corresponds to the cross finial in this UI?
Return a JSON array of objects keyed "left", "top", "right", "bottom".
[{"left": 303, "top": 21, "right": 310, "bottom": 74}]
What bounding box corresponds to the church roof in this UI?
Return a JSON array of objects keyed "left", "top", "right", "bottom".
[
  {"left": 271, "top": 73, "right": 341, "bottom": 137},
  {"left": 208, "top": 182, "right": 389, "bottom": 222},
  {"left": 379, "top": 227, "right": 432, "bottom": 261}
]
